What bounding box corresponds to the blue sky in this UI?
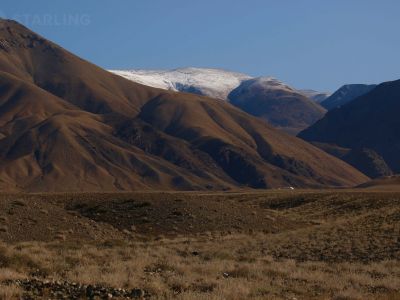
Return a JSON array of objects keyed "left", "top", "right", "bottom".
[{"left": 1, "top": 0, "right": 399, "bottom": 91}]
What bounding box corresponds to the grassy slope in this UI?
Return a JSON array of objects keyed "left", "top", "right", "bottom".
[{"left": 0, "top": 190, "right": 399, "bottom": 299}]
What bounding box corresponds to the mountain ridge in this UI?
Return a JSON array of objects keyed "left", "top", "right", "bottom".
[
  {"left": 0, "top": 19, "right": 368, "bottom": 191},
  {"left": 320, "top": 84, "right": 377, "bottom": 110},
  {"left": 299, "top": 79, "right": 400, "bottom": 178},
  {"left": 299, "top": 89, "right": 331, "bottom": 102},
  {"left": 111, "top": 68, "right": 327, "bottom": 134}
]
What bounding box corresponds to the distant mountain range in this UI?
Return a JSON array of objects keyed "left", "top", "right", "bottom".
[
  {"left": 111, "top": 68, "right": 327, "bottom": 134},
  {"left": 298, "top": 89, "right": 331, "bottom": 103},
  {"left": 0, "top": 19, "right": 367, "bottom": 191},
  {"left": 299, "top": 80, "right": 400, "bottom": 178},
  {"left": 320, "top": 84, "right": 377, "bottom": 110}
]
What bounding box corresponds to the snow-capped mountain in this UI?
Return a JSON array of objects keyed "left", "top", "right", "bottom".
[
  {"left": 110, "top": 68, "right": 310, "bottom": 101},
  {"left": 112, "top": 68, "right": 252, "bottom": 100},
  {"left": 110, "top": 68, "right": 326, "bottom": 134}
]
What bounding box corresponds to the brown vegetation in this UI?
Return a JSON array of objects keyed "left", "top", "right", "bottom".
[{"left": 0, "top": 190, "right": 399, "bottom": 299}]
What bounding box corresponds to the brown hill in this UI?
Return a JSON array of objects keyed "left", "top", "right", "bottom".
[
  {"left": 298, "top": 79, "right": 400, "bottom": 178},
  {"left": 357, "top": 175, "right": 400, "bottom": 190},
  {"left": 0, "top": 19, "right": 368, "bottom": 191},
  {"left": 228, "top": 78, "right": 327, "bottom": 135},
  {"left": 310, "top": 142, "right": 392, "bottom": 178}
]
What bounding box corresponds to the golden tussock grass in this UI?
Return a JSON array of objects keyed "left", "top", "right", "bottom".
[
  {"left": 0, "top": 190, "right": 399, "bottom": 299},
  {"left": 0, "top": 233, "right": 399, "bottom": 299}
]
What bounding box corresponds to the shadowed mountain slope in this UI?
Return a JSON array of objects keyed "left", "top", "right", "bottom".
[
  {"left": 299, "top": 79, "right": 400, "bottom": 178},
  {"left": 320, "top": 84, "right": 376, "bottom": 110},
  {"left": 228, "top": 78, "right": 327, "bottom": 135}
]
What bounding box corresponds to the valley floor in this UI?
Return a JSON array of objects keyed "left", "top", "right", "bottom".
[{"left": 0, "top": 190, "right": 399, "bottom": 299}]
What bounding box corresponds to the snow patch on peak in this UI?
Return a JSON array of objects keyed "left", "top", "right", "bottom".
[
  {"left": 111, "top": 68, "right": 252, "bottom": 100},
  {"left": 110, "top": 67, "right": 327, "bottom": 102}
]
